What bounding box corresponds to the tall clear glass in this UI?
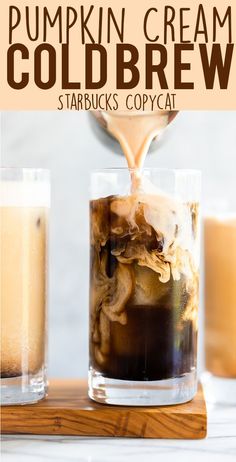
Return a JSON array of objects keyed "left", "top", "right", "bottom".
[
  {"left": 89, "top": 168, "right": 201, "bottom": 405},
  {"left": 203, "top": 202, "right": 236, "bottom": 404},
  {"left": 0, "top": 168, "right": 50, "bottom": 405}
]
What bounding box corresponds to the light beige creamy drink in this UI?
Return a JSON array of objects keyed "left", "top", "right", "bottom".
[
  {"left": 205, "top": 216, "right": 236, "bottom": 378},
  {"left": 0, "top": 182, "right": 48, "bottom": 378}
]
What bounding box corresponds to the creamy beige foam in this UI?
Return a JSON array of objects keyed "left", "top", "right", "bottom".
[
  {"left": 205, "top": 216, "right": 236, "bottom": 378},
  {"left": 0, "top": 181, "right": 48, "bottom": 377},
  {"left": 0, "top": 181, "right": 50, "bottom": 207},
  {"left": 109, "top": 192, "right": 196, "bottom": 274}
]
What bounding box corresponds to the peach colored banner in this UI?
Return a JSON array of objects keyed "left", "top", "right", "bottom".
[{"left": 0, "top": 0, "right": 235, "bottom": 110}]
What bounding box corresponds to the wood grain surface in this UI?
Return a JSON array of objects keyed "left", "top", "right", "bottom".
[{"left": 1, "top": 379, "right": 207, "bottom": 439}]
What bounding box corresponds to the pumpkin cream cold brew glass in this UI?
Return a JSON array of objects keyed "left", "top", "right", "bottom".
[
  {"left": 204, "top": 209, "right": 236, "bottom": 404},
  {"left": 0, "top": 168, "right": 50, "bottom": 405},
  {"left": 89, "top": 169, "right": 201, "bottom": 405}
]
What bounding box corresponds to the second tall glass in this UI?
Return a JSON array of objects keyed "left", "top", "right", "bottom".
[
  {"left": 0, "top": 168, "right": 50, "bottom": 405},
  {"left": 89, "top": 168, "right": 201, "bottom": 405}
]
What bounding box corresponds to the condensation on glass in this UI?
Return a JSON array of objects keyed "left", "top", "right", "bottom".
[{"left": 0, "top": 168, "right": 50, "bottom": 405}]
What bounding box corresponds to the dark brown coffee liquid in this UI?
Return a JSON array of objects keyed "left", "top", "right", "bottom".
[{"left": 90, "top": 304, "right": 196, "bottom": 381}]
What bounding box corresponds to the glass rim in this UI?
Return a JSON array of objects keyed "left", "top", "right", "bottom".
[
  {"left": 0, "top": 167, "right": 50, "bottom": 174},
  {"left": 91, "top": 167, "right": 201, "bottom": 176},
  {"left": 0, "top": 167, "right": 50, "bottom": 181}
]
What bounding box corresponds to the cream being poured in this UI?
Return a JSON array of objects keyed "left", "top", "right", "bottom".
[{"left": 102, "top": 110, "right": 177, "bottom": 171}]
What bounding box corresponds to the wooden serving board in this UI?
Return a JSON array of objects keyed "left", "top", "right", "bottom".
[{"left": 1, "top": 379, "right": 207, "bottom": 439}]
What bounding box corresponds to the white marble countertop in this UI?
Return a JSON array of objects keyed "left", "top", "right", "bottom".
[{"left": 2, "top": 402, "right": 236, "bottom": 462}]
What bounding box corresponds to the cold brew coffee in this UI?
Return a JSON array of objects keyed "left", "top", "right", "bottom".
[
  {"left": 89, "top": 170, "right": 200, "bottom": 405},
  {"left": 204, "top": 214, "right": 236, "bottom": 404}
]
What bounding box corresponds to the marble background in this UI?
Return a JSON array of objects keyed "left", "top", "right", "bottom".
[{"left": 1, "top": 110, "right": 236, "bottom": 378}]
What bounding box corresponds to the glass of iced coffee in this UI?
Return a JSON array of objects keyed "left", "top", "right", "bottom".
[
  {"left": 89, "top": 168, "right": 201, "bottom": 405},
  {"left": 204, "top": 207, "right": 236, "bottom": 404},
  {"left": 0, "top": 168, "right": 50, "bottom": 405}
]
